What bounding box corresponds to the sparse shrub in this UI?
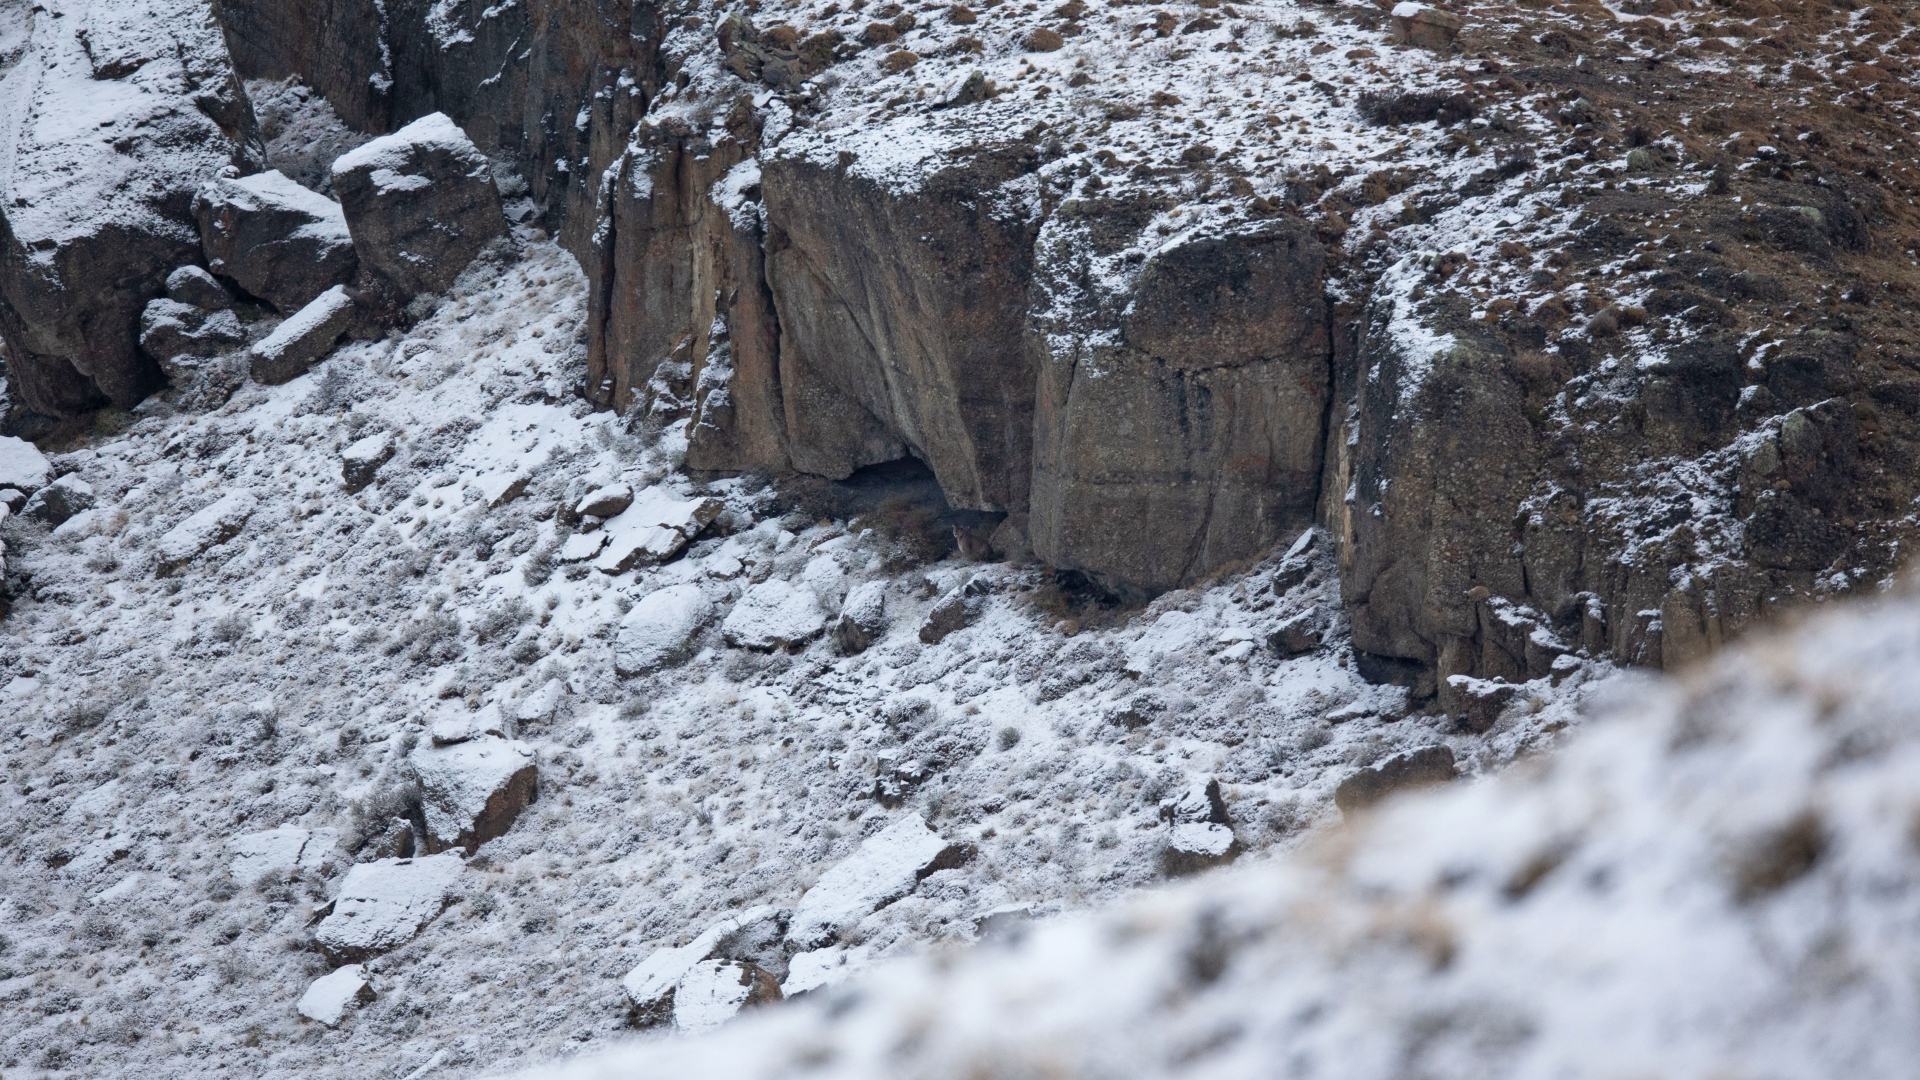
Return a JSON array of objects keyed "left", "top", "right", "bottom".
[{"left": 996, "top": 725, "right": 1022, "bottom": 751}]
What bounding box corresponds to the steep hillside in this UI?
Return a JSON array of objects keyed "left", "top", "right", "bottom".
[{"left": 535, "top": 579, "right": 1920, "bottom": 1080}]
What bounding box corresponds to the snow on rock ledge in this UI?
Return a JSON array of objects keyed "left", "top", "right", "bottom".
[
  {"left": 721, "top": 579, "right": 829, "bottom": 653},
  {"left": 313, "top": 853, "right": 464, "bottom": 963},
  {"left": 785, "top": 815, "right": 971, "bottom": 949}
]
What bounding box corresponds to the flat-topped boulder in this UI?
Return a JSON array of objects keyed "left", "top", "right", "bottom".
[
  {"left": 154, "top": 492, "right": 255, "bottom": 576},
  {"left": 621, "top": 906, "right": 791, "bottom": 1026},
  {"left": 0, "top": 437, "right": 52, "bottom": 495},
  {"left": 313, "top": 853, "right": 463, "bottom": 963},
  {"left": 408, "top": 736, "right": 538, "bottom": 853},
  {"left": 329, "top": 113, "right": 508, "bottom": 301},
  {"left": 787, "top": 815, "right": 972, "bottom": 948},
  {"left": 722, "top": 579, "right": 829, "bottom": 652},
  {"left": 250, "top": 286, "right": 355, "bottom": 385},
  {"left": 593, "top": 489, "right": 723, "bottom": 573},
  {"left": 228, "top": 825, "right": 336, "bottom": 882},
  {"left": 193, "top": 170, "right": 356, "bottom": 312}
]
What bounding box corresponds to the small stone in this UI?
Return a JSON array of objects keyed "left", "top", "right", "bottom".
[
  {"left": 1333, "top": 745, "right": 1457, "bottom": 816},
  {"left": 297, "top": 965, "right": 374, "bottom": 1026}
]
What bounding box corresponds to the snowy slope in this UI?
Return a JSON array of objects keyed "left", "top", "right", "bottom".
[
  {"left": 532, "top": 583, "right": 1920, "bottom": 1080},
  {"left": 0, "top": 226, "right": 1602, "bottom": 1077}
]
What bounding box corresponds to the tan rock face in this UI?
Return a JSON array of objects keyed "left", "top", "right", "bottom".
[
  {"left": 760, "top": 142, "right": 1043, "bottom": 509},
  {"left": 1030, "top": 220, "right": 1331, "bottom": 594}
]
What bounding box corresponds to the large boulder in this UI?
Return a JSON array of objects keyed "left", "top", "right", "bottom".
[
  {"left": 329, "top": 113, "right": 508, "bottom": 301},
  {"left": 621, "top": 906, "right": 792, "bottom": 1026},
  {"left": 786, "top": 815, "right": 971, "bottom": 948},
  {"left": 296, "top": 964, "right": 373, "bottom": 1027},
  {"left": 312, "top": 852, "right": 463, "bottom": 962},
  {"left": 154, "top": 492, "right": 255, "bottom": 576},
  {"left": 250, "top": 285, "right": 355, "bottom": 385},
  {"left": 722, "top": 579, "right": 829, "bottom": 652},
  {"left": 407, "top": 736, "right": 538, "bottom": 854},
  {"left": 138, "top": 300, "right": 245, "bottom": 366},
  {"left": 193, "top": 169, "right": 356, "bottom": 312},
  {"left": 0, "top": 436, "right": 52, "bottom": 495},
  {"left": 0, "top": 0, "right": 258, "bottom": 425},
  {"left": 614, "top": 583, "right": 716, "bottom": 677}
]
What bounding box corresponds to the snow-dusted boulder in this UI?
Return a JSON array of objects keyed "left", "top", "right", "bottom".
[
  {"left": 671, "top": 960, "right": 782, "bottom": 1033},
  {"left": 340, "top": 431, "right": 396, "bottom": 493},
  {"left": 427, "top": 703, "right": 513, "bottom": 746},
  {"left": 575, "top": 482, "right": 634, "bottom": 519},
  {"left": 722, "top": 579, "right": 829, "bottom": 652},
  {"left": 165, "top": 265, "right": 233, "bottom": 310},
  {"left": 0, "top": 436, "right": 52, "bottom": 495},
  {"left": 154, "top": 492, "right": 256, "bottom": 576},
  {"left": 614, "top": 583, "right": 716, "bottom": 677},
  {"left": 782, "top": 944, "right": 871, "bottom": 997},
  {"left": 1333, "top": 745, "right": 1456, "bottom": 816},
  {"left": 138, "top": 299, "right": 244, "bottom": 365},
  {"left": 330, "top": 113, "right": 508, "bottom": 300},
  {"left": 193, "top": 169, "right": 356, "bottom": 313},
  {"left": 831, "top": 581, "right": 889, "bottom": 655},
  {"left": 22, "top": 473, "right": 92, "bottom": 526},
  {"left": 251, "top": 285, "right": 355, "bottom": 385},
  {"left": 593, "top": 489, "right": 723, "bottom": 573},
  {"left": 297, "top": 964, "right": 373, "bottom": 1026},
  {"left": 313, "top": 853, "right": 463, "bottom": 962},
  {"left": 786, "top": 815, "right": 971, "bottom": 948},
  {"left": 229, "top": 825, "right": 336, "bottom": 882},
  {"left": 621, "top": 906, "right": 791, "bottom": 1026},
  {"left": 408, "top": 736, "right": 537, "bottom": 854}
]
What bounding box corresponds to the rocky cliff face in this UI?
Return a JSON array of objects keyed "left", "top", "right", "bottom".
[{"left": 7, "top": 0, "right": 1919, "bottom": 696}]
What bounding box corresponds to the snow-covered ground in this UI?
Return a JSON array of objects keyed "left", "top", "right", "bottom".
[
  {"left": 0, "top": 229, "right": 1604, "bottom": 1077},
  {"left": 535, "top": 581, "right": 1920, "bottom": 1080}
]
